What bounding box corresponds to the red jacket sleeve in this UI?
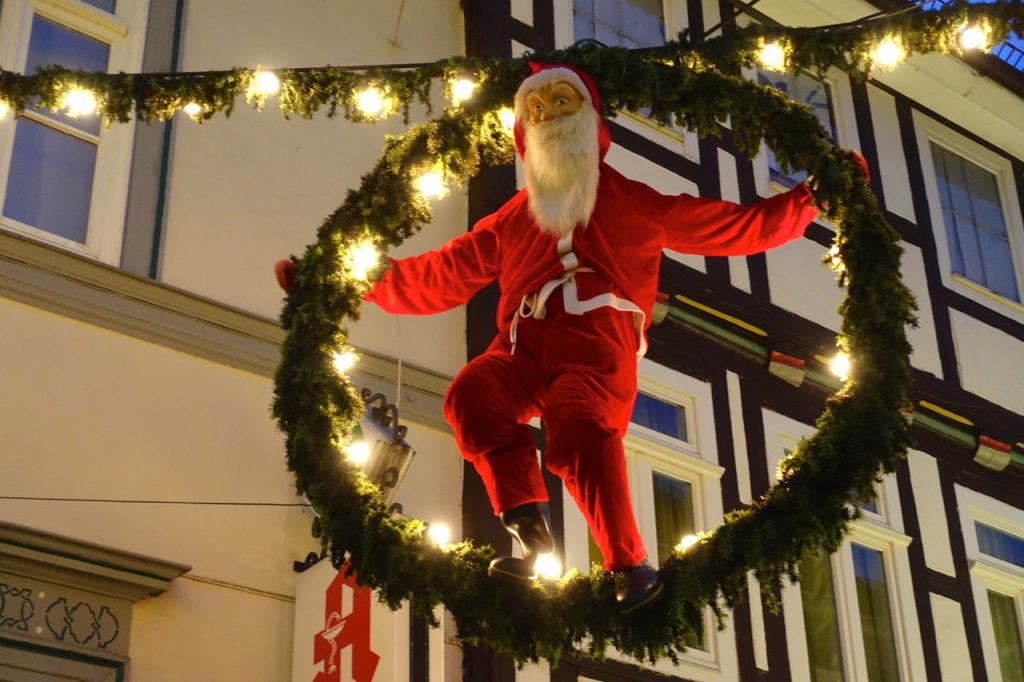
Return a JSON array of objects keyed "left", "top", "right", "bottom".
[
  {"left": 363, "top": 214, "right": 501, "bottom": 314},
  {"left": 659, "top": 183, "right": 818, "bottom": 256}
]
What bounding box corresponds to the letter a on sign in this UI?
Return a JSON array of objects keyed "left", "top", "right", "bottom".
[{"left": 314, "top": 563, "right": 381, "bottom": 682}]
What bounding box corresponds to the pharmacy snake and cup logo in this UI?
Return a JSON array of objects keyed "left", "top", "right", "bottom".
[{"left": 314, "top": 564, "right": 380, "bottom": 682}]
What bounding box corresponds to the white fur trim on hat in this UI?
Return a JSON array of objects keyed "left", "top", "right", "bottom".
[{"left": 514, "top": 67, "right": 593, "bottom": 123}]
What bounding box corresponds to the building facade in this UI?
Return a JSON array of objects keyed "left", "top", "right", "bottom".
[{"left": 1, "top": 0, "right": 1022, "bottom": 681}]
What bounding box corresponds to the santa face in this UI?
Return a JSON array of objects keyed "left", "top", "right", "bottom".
[{"left": 521, "top": 80, "right": 601, "bottom": 238}]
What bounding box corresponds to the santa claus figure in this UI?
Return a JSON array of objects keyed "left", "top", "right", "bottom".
[{"left": 293, "top": 63, "right": 820, "bottom": 613}]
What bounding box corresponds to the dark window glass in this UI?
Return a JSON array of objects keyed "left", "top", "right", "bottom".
[
  {"left": 977, "top": 523, "right": 1024, "bottom": 568},
  {"left": 4, "top": 117, "right": 97, "bottom": 242},
  {"left": 852, "top": 544, "right": 901, "bottom": 682},
  {"left": 631, "top": 392, "right": 687, "bottom": 440},
  {"left": 800, "top": 552, "right": 846, "bottom": 681}
]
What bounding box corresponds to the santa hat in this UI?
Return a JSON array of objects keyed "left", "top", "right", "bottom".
[{"left": 513, "top": 62, "right": 611, "bottom": 161}]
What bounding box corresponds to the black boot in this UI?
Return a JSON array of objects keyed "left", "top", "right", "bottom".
[
  {"left": 615, "top": 559, "right": 663, "bottom": 614},
  {"left": 488, "top": 502, "right": 556, "bottom": 580}
]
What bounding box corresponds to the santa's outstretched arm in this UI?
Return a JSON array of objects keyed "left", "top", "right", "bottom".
[
  {"left": 364, "top": 216, "right": 501, "bottom": 315},
  {"left": 658, "top": 182, "right": 819, "bottom": 257}
]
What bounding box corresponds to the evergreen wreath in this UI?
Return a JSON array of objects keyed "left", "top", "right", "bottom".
[{"left": 3, "top": 0, "right": 1020, "bottom": 665}]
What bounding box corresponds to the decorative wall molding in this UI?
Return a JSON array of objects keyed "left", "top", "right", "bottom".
[{"left": 0, "top": 520, "right": 189, "bottom": 659}]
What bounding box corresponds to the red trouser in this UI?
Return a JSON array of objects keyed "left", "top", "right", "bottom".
[{"left": 443, "top": 296, "right": 648, "bottom": 571}]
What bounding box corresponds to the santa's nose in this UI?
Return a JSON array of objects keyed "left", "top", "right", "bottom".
[{"left": 537, "top": 106, "right": 565, "bottom": 122}]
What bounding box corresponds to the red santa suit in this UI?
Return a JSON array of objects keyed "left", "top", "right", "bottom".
[{"left": 365, "top": 69, "right": 818, "bottom": 571}]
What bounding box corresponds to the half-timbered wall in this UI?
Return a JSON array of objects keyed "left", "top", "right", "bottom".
[{"left": 462, "top": 1, "right": 1024, "bottom": 680}]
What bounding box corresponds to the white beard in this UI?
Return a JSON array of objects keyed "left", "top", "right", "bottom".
[{"left": 523, "top": 107, "right": 600, "bottom": 237}]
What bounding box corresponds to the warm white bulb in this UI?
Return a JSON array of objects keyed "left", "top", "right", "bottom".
[
  {"left": 183, "top": 102, "right": 202, "bottom": 117},
  {"left": 345, "top": 240, "right": 379, "bottom": 281},
  {"left": 873, "top": 37, "right": 906, "bottom": 68},
  {"left": 678, "top": 534, "right": 700, "bottom": 551},
  {"left": 831, "top": 352, "right": 851, "bottom": 381},
  {"left": 62, "top": 88, "right": 97, "bottom": 117},
  {"left": 757, "top": 41, "right": 787, "bottom": 71},
  {"left": 497, "top": 107, "right": 516, "bottom": 130},
  {"left": 0, "top": 101, "right": 10, "bottom": 120},
  {"left": 451, "top": 78, "right": 477, "bottom": 105},
  {"left": 416, "top": 171, "right": 447, "bottom": 200},
  {"left": 355, "top": 87, "right": 386, "bottom": 116},
  {"left": 959, "top": 24, "right": 988, "bottom": 51},
  {"left": 533, "top": 552, "right": 563, "bottom": 581},
  {"left": 345, "top": 441, "right": 371, "bottom": 465},
  {"left": 253, "top": 70, "right": 281, "bottom": 96},
  {"left": 332, "top": 350, "right": 357, "bottom": 373},
  {"left": 427, "top": 523, "right": 452, "bottom": 547}
]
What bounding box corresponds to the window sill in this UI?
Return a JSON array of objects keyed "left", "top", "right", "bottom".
[{"left": 949, "top": 273, "right": 1024, "bottom": 324}]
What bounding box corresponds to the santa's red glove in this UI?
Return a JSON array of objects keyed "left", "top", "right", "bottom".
[
  {"left": 274, "top": 258, "right": 296, "bottom": 293},
  {"left": 850, "top": 149, "right": 871, "bottom": 183}
]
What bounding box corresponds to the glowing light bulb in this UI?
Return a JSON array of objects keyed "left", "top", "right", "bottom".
[
  {"left": 831, "top": 352, "right": 851, "bottom": 381},
  {"left": 873, "top": 37, "right": 906, "bottom": 69},
  {"left": 678, "top": 534, "right": 700, "bottom": 552},
  {"left": 959, "top": 24, "right": 989, "bottom": 51},
  {"left": 427, "top": 523, "right": 451, "bottom": 547},
  {"left": 252, "top": 70, "right": 281, "bottom": 96},
  {"left": 533, "top": 552, "right": 563, "bottom": 581},
  {"left": 451, "top": 78, "right": 477, "bottom": 105},
  {"left": 183, "top": 102, "right": 202, "bottom": 118},
  {"left": 828, "top": 244, "right": 844, "bottom": 271},
  {"left": 332, "top": 350, "right": 357, "bottom": 373},
  {"left": 62, "top": 88, "right": 98, "bottom": 117},
  {"left": 416, "top": 171, "right": 447, "bottom": 200},
  {"left": 757, "top": 41, "right": 787, "bottom": 71},
  {"left": 497, "top": 107, "right": 516, "bottom": 130},
  {"left": 0, "top": 100, "right": 9, "bottom": 119},
  {"left": 344, "top": 239, "right": 380, "bottom": 281},
  {"left": 355, "top": 87, "right": 386, "bottom": 116},
  {"left": 345, "top": 441, "right": 371, "bottom": 465}
]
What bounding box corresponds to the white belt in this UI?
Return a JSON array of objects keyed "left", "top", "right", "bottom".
[{"left": 509, "top": 267, "right": 648, "bottom": 358}]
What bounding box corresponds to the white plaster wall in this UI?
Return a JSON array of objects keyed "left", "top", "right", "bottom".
[
  {"left": 766, "top": 235, "right": 843, "bottom": 333},
  {"left": 131, "top": 577, "right": 296, "bottom": 682},
  {"left": 866, "top": 85, "right": 915, "bottom": 223},
  {"left": 906, "top": 450, "right": 955, "bottom": 576},
  {"left": 718, "top": 149, "right": 751, "bottom": 292},
  {"left": 158, "top": 0, "right": 468, "bottom": 378},
  {"left": 950, "top": 309, "right": 1024, "bottom": 414},
  {"left": 930, "top": 594, "right": 974, "bottom": 682},
  {"left": 0, "top": 300, "right": 317, "bottom": 592},
  {"left": 901, "top": 243, "right": 943, "bottom": 377}
]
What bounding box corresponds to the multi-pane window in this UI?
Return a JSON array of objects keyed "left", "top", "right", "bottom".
[
  {"left": 798, "top": 545, "right": 903, "bottom": 682},
  {"left": 0, "top": 0, "right": 147, "bottom": 263},
  {"left": 758, "top": 68, "right": 837, "bottom": 186},
  {"left": 5, "top": 16, "right": 109, "bottom": 242},
  {"left": 975, "top": 522, "right": 1024, "bottom": 682},
  {"left": 572, "top": 0, "right": 665, "bottom": 48},
  {"left": 930, "top": 142, "right": 1020, "bottom": 302}
]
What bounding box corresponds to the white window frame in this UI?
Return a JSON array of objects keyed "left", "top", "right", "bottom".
[
  {"left": 561, "top": 365, "right": 738, "bottom": 681},
  {"left": 914, "top": 112, "right": 1024, "bottom": 322},
  {"left": 765, "top": 410, "right": 927, "bottom": 681},
  {"left": 957, "top": 486, "right": 1024, "bottom": 682},
  {"left": 0, "top": 0, "right": 149, "bottom": 265}
]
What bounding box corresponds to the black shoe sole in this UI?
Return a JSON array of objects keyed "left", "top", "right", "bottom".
[{"left": 619, "top": 579, "right": 664, "bottom": 615}]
